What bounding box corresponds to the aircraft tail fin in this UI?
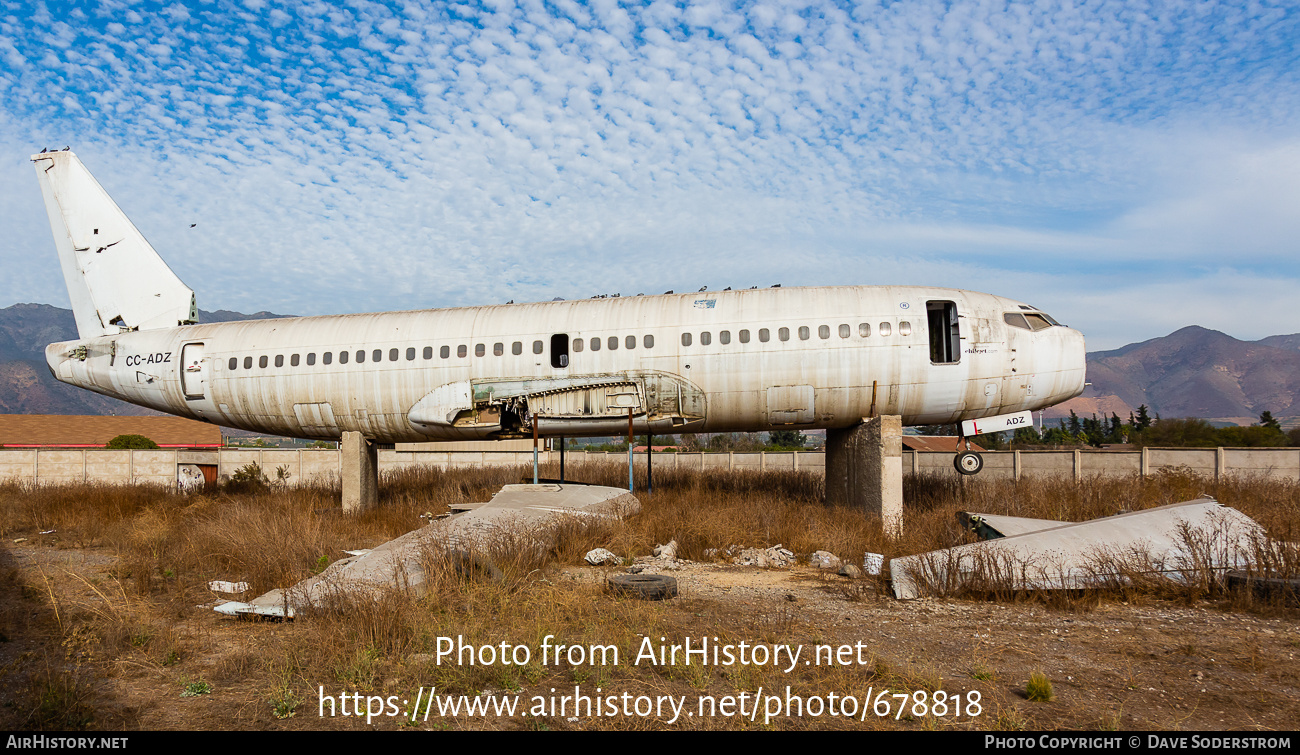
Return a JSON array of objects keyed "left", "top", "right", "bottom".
[{"left": 32, "top": 150, "right": 197, "bottom": 339}]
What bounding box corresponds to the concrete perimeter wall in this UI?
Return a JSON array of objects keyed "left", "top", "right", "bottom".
[{"left": 0, "top": 447, "right": 1297, "bottom": 487}]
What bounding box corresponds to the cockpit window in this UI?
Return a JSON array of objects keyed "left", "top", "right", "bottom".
[
  {"left": 1006, "top": 312, "right": 1058, "bottom": 331},
  {"left": 1004, "top": 313, "right": 1031, "bottom": 330},
  {"left": 1024, "top": 314, "right": 1053, "bottom": 331}
]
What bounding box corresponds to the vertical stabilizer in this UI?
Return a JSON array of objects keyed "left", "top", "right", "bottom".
[{"left": 32, "top": 150, "right": 197, "bottom": 338}]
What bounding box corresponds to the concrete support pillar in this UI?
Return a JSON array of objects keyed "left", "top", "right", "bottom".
[
  {"left": 341, "top": 431, "right": 379, "bottom": 514},
  {"left": 825, "top": 416, "right": 903, "bottom": 538}
]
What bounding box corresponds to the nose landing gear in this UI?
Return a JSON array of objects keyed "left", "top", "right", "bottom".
[{"left": 953, "top": 435, "right": 983, "bottom": 476}]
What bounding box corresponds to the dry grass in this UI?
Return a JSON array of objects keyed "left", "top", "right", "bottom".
[{"left": 1, "top": 465, "right": 1298, "bottom": 729}]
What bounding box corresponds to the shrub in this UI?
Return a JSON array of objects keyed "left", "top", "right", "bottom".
[
  {"left": 1027, "top": 671, "right": 1054, "bottom": 702},
  {"left": 105, "top": 434, "right": 159, "bottom": 450}
]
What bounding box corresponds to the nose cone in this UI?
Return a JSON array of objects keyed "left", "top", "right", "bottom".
[{"left": 1057, "top": 327, "right": 1088, "bottom": 401}]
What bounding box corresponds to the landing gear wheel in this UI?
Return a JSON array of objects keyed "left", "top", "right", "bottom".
[
  {"left": 607, "top": 573, "right": 678, "bottom": 600},
  {"left": 954, "top": 451, "right": 984, "bottom": 476}
]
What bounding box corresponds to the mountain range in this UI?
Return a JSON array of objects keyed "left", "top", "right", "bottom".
[
  {"left": 0, "top": 303, "right": 286, "bottom": 416},
  {"left": 1, "top": 304, "right": 1296, "bottom": 426}
]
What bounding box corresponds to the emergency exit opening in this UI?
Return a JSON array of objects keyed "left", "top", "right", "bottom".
[
  {"left": 927, "top": 301, "right": 960, "bottom": 364},
  {"left": 550, "top": 334, "right": 569, "bottom": 368}
]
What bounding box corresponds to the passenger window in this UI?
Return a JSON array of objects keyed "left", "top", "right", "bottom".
[
  {"left": 307, "top": 353, "right": 316, "bottom": 366},
  {"left": 229, "top": 357, "right": 237, "bottom": 370},
  {"left": 759, "top": 328, "right": 770, "bottom": 342},
  {"left": 879, "top": 322, "right": 892, "bottom": 336},
  {"left": 550, "top": 333, "right": 569, "bottom": 368},
  {"left": 440, "top": 346, "right": 450, "bottom": 358},
  {"left": 739, "top": 329, "right": 750, "bottom": 343},
  {"left": 493, "top": 343, "right": 503, "bottom": 356},
  {"left": 353, "top": 350, "right": 363, "bottom": 363},
  {"left": 573, "top": 338, "right": 584, "bottom": 353},
  {"left": 860, "top": 323, "right": 871, "bottom": 337},
  {"left": 389, "top": 348, "right": 398, "bottom": 361},
  {"left": 608, "top": 336, "right": 618, "bottom": 350},
  {"left": 341, "top": 351, "right": 350, "bottom": 364},
  {"left": 720, "top": 330, "right": 730, "bottom": 344},
  {"left": 244, "top": 356, "right": 253, "bottom": 369},
  {"left": 819, "top": 325, "right": 830, "bottom": 339},
  {"left": 512, "top": 342, "right": 522, "bottom": 355},
  {"left": 274, "top": 355, "right": 284, "bottom": 367},
  {"left": 457, "top": 345, "right": 467, "bottom": 358},
  {"left": 258, "top": 355, "right": 268, "bottom": 368},
  {"left": 291, "top": 354, "right": 300, "bottom": 366},
  {"left": 475, "top": 344, "right": 485, "bottom": 357},
  {"left": 899, "top": 321, "right": 912, "bottom": 336},
  {"left": 626, "top": 335, "right": 636, "bottom": 350},
  {"left": 323, "top": 352, "right": 332, "bottom": 365},
  {"left": 779, "top": 327, "right": 790, "bottom": 342},
  {"left": 644, "top": 334, "right": 654, "bottom": 348},
  {"left": 533, "top": 340, "right": 544, "bottom": 354},
  {"left": 681, "top": 333, "right": 692, "bottom": 347},
  {"left": 700, "top": 331, "right": 711, "bottom": 346},
  {"left": 373, "top": 349, "right": 382, "bottom": 362},
  {"left": 590, "top": 337, "right": 601, "bottom": 351},
  {"left": 406, "top": 347, "right": 415, "bottom": 360},
  {"left": 799, "top": 326, "right": 810, "bottom": 340},
  {"left": 423, "top": 346, "right": 433, "bottom": 359}
]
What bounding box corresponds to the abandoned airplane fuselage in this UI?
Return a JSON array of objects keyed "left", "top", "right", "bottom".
[{"left": 35, "top": 151, "right": 1087, "bottom": 443}]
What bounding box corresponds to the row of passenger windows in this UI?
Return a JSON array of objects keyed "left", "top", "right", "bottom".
[
  {"left": 680, "top": 322, "right": 909, "bottom": 346},
  {"left": 227, "top": 341, "right": 546, "bottom": 371},
  {"left": 225, "top": 321, "right": 904, "bottom": 372}
]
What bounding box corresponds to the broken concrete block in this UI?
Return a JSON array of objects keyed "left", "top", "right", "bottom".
[
  {"left": 808, "top": 551, "right": 842, "bottom": 571},
  {"left": 585, "top": 548, "right": 621, "bottom": 566},
  {"left": 653, "top": 540, "right": 678, "bottom": 560}
]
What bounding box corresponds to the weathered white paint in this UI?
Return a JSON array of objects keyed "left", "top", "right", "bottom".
[{"left": 35, "top": 150, "right": 1087, "bottom": 444}]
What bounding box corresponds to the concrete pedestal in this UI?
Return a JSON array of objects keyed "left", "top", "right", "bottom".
[
  {"left": 341, "top": 431, "right": 378, "bottom": 514},
  {"left": 825, "top": 416, "right": 903, "bottom": 538}
]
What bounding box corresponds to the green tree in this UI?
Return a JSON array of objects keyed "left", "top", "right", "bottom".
[
  {"left": 105, "top": 434, "right": 159, "bottom": 449},
  {"left": 1135, "top": 405, "right": 1152, "bottom": 431},
  {"left": 1134, "top": 418, "right": 1218, "bottom": 448},
  {"left": 1259, "top": 411, "right": 1282, "bottom": 432},
  {"left": 767, "top": 430, "right": 806, "bottom": 449}
]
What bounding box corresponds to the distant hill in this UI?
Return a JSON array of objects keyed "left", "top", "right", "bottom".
[
  {"left": 0, "top": 303, "right": 289, "bottom": 415},
  {"left": 1048, "top": 326, "right": 1300, "bottom": 425}
]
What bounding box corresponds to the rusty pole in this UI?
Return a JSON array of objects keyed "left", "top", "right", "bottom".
[
  {"left": 627, "top": 408, "right": 634, "bottom": 492},
  {"left": 646, "top": 432, "right": 652, "bottom": 493},
  {"left": 532, "top": 412, "right": 539, "bottom": 485},
  {"left": 559, "top": 436, "right": 565, "bottom": 483}
]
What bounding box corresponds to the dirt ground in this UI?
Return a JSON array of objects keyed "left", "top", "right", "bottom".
[{"left": 3, "top": 536, "right": 1296, "bottom": 732}]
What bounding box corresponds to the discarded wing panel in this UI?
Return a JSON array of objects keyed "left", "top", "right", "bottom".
[
  {"left": 891, "top": 498, "right": 1266, "bottom": 600},
  {"left": 958, "top": 511, "right": 1072, "bottom": 540},
  {"left": 214, "top": 484, "right": 639, "bottom": 619}
]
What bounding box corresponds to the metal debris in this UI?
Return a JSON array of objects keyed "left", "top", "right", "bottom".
[{"left": 891, "top": 498, "right": 1267, "bottom": 600}]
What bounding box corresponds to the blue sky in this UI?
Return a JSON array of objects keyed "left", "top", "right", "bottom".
[{"left": 1, "top": 0, "right": 1296, "bottom": 350}]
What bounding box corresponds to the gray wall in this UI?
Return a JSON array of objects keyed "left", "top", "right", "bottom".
[{"left": 1, "top": 447, "right": 1297, "bottom": 487}]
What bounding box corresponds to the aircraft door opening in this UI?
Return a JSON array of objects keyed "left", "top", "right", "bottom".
[
  {"left": 550, "top": 334, "right": 569, "bottom": 368},
  {"left": 927, "top": 301, "right": 960, "bottom": 364},
  {"left": 181, "top": 342, "right": 206, "bottom": 399}
]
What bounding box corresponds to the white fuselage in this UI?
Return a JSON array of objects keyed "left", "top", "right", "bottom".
[{"left": 45, "top": 285, "right": 1086, "bottom": 442}]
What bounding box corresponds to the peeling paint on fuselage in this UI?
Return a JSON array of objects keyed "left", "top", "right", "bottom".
[{"left": 45, "top": 286, "right": 1086, "bottom": 442}]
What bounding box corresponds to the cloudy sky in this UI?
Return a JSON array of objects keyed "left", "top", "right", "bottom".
[{"left": 1, "top": 0, "right": 1296, "bottom": 350}]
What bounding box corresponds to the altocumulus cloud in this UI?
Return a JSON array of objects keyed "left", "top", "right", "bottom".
[{"left": 0, "top": 0, "right": 1296, "bottom": 348}]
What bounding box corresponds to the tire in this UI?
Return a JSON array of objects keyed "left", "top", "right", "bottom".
[
  {"left": 954, "top": 451, "right": 984, "bottom": 476},
  {"left": 607, "top": 573, "right": 678, "bottom": 600}
]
